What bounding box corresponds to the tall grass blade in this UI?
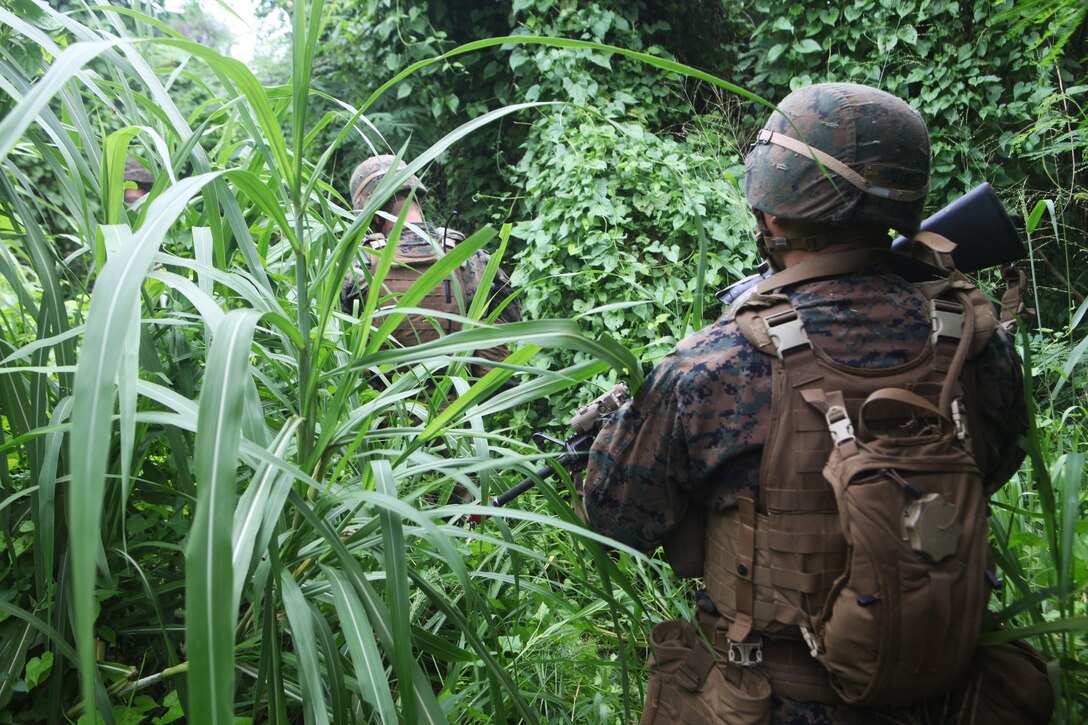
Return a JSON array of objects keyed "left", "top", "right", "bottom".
[
  {"left": 279, "top": 571, "right": 330, "bottom": 725},
  {"left": 36, "top": 395, "right": 73, "bottom": 597},
  {"left": 231, "top": 418, "right": 302, "bottom": 611},
  {"left": 0, "top": 620, "right": 32, "bottom": 709},
  {"left": 69, "top": 173, "right": 224, "bottom": 718},
  {"left": 286, "top": 490, "right": 448, "bottom": 722},
  {"left": 1058, "top": 452, "right": 1084, "bottom": 606},
  {"left": 372, "top": 459, "right": 415, "bottom": 723},
  {"left": 185, "top": 308, "right": 262, "bottom": 723},
  {"left": 0, "top": 39, "right": 116, "bottom": 161},
  {"left": 324, "top": 566, "right": 398, "bottom": 722}
]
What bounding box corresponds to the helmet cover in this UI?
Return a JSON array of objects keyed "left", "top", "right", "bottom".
[
  {"left": 745, "top": 83, "right": 930, "bottom": 236},
  {"left": 123, "top": 157, "right": 154, "bottom": 186},
  {"left": 349, "top": 154, "right": 427, "bottom": 211}
]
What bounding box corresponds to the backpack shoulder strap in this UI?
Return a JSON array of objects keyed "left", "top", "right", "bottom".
[
  {"left": 915, "top": 277, "right": 998, "bottom": 360},
  {"left": 750, "top": 248, "right": 893, "bottom": 296},
  {"left": 734, "top": 294, "right": 794, "bottom": 358}
]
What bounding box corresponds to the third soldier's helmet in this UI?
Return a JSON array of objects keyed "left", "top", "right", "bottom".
[
  {"left": 745, "top": 83, "right": 930, "bottom": 238},
  {"left": 348, "top": 154, "right": 427, "bottom": 211},
  {"left": 124, "top": 157, "right": 154, "bottom": 186}
]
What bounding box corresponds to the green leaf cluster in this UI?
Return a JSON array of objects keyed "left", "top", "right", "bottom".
[{"left": 510, "top": 113, "right": 753, "bottom": 374}]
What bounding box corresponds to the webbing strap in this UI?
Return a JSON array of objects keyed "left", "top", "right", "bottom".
[
  {"left": 999, "top": 264, "right": 1033, "bottom": 332},
  {"left": 753, "top": 248, "right": 892, "bottom": 296},
  {"left": 856, "top": 387, "right": 950, "bottom": 441},
  {"left": 911, "top": 232, "right": 957, "bottom": 272},
  {"left": 727, "top": 493, "right": 758, "bottom": 645},
  {"left": 938, "top": 290, "right": 977, "bottom": 417},
  {"left": 756, "top": 128, "right": 928, "bottom": 202},
  {"left": 674, "top": 638, "right": 718, "bottom": 692},
  {"left": 759, "top": 228, "right": 872, "bottom": 254}
]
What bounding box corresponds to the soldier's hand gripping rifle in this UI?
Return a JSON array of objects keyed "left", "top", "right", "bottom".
[{"left": 462, "top": 383, "right": 631, "bottom": 525}]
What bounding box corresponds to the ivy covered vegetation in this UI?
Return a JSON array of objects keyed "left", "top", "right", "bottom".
[{"left": 0, "top": 0, "right": 1085, "bottom": 722}]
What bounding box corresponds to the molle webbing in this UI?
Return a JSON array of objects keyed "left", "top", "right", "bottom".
[
  {"left": 705, "top": 265, "right": 993, "bottom": 641},
  {"left": 706, "top": 506, "right": 844, "bottom": 637},
  {"left": 371, "top": 250, "right": 465, "bottom": 346}
]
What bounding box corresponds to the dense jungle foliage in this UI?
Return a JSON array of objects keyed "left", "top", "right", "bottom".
[{"left": 0, "top": 0, "right": 1085, "bottom": 722}]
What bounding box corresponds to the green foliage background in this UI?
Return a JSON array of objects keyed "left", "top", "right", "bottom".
[{"left": 305, "top": 0, "right": 1086, "bottom": 362}]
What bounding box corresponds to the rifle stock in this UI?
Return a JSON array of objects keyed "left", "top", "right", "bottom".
[{"left": 716, "top": 183, "right": 1026, "bottom": 305}]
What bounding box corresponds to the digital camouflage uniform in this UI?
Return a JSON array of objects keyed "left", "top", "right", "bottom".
[
  {"left": 582, "top": 83, "right": 1044, "bottom": 723},
  {"left": 583, "top": 268, "right": 1026, "bottom": 723}
]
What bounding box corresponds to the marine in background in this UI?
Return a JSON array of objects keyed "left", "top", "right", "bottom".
[
  {"left": 340, "top": 154, "right": 521, "bottom": 367},
  {"left": 124, "top": 157, "right": 153, "bottom": 204}
]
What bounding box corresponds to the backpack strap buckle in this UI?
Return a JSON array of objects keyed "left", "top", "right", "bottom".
[
  {"left": 761, "top": 308, "right": 812, "bottom": 360},
  {"left": 825, "top": 405, "right": 856, "bottom": 446},
  {"left": 800, "top": 627, "right": 822, "bottom": 659},
  {"left": 930, "top": 298, "right": 965, "bottom": 345},
  {"left": 951, "top": 398, "right": 969, "bottom": 441},
  {"left": 727, "top": 637, "right": 764, "bottom": 668}
]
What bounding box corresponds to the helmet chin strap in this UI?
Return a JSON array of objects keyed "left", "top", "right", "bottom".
[
  {"left": 754, "top": 213, "right": 786, "bottom": 271},
  {"left": 754, "top": 210, "right": 881, "bottom": 270}
]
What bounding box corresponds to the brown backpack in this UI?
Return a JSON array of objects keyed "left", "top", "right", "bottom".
[{"left": 710, "top": 246, "right": 1000, "bottom": 707}]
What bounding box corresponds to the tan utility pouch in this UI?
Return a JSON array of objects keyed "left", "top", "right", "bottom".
[
  {"left": 641, "top": 620, "right": 771, "bottom": 725},
  {"left": 812, "top": 388, "right": 992, "bottom": 706},
  {"left": 954, "top": 640, "right": 1055, "bottom": 725}
]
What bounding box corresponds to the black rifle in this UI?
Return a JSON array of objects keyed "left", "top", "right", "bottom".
[
  {"left": 461, "top": 383, "right": 631, "bottom": 525},
  {"left": 715, "top": 183, "right": 1026, "bottom": 307}
]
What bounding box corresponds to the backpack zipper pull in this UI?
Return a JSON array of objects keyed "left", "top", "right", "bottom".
[{"left": 883, "top": 468, "right": 924, "bottom": 499}]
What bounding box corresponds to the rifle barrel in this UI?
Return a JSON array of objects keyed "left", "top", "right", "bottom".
[{"left": 489, "top": 434, "right": 593, "bottom": 508}]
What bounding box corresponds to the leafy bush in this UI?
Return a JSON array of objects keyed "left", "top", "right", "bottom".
[
  {"left": 511, "top": 112, "right": 752, "bottom": 367},
  {"left": 726, "top": 0, "right": 1075, "bottom": 206}
]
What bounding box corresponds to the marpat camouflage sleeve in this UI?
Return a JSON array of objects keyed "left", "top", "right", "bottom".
[{"left": 583, "top": 321, "right": 773, "bottom": 551}]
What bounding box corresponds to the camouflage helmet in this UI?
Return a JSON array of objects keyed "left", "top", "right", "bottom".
[
  {"left": 124, "top": 157, "right": 154, "bottom": 186},
  {"left": 348, "top": 154, "right": 427, "bottom": 211},
  {"left": 745, "top": 83, "right": 930, "bottom": 237}
]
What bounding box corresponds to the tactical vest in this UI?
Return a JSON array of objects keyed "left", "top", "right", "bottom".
[
  {"left": 363, "top": 230, "right": 467, "bottom": 347},
  {"left": 702, "top": 246, "right": 1001, "bottom": 704}
]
